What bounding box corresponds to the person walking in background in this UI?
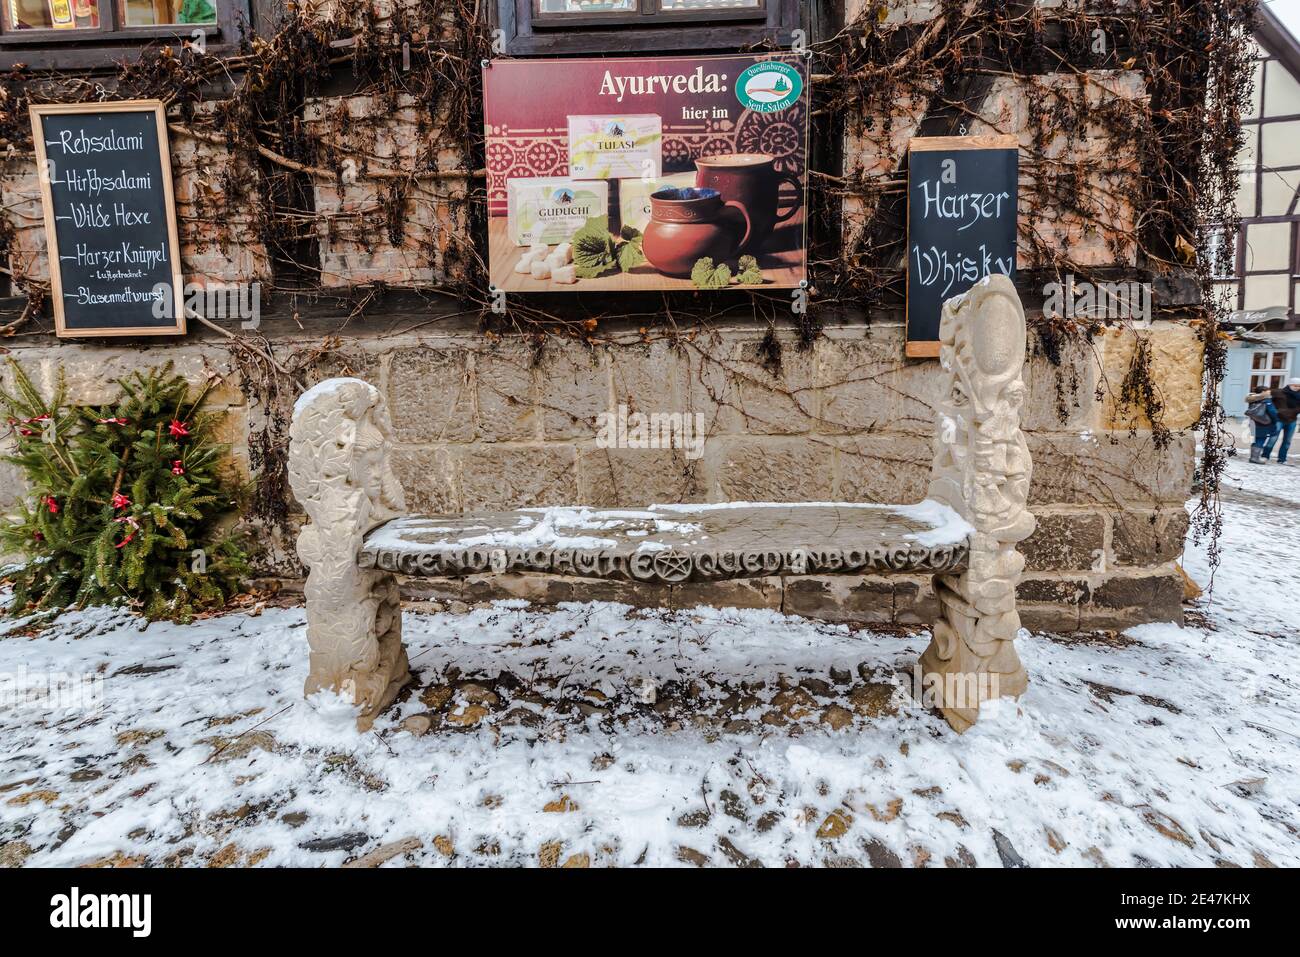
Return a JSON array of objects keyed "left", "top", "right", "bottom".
[
  {"left": 1262, "top": 378, "right": 1300, "bottom": 465},
  {"left": 1246, "top": 386, "right": 1280, "bottom": 464}
]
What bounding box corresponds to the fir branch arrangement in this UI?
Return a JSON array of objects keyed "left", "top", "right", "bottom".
[{"left": 0, "top": 360, "right": 249, "bottom": 622}]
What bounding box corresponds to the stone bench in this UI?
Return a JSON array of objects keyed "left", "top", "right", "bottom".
[{"left": 287, "top": 274, "right": 1035, "bottom": 733}]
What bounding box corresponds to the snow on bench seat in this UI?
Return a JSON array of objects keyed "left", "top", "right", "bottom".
[{"left": 359, "top": 501, "right": 973, "bottom": 582}]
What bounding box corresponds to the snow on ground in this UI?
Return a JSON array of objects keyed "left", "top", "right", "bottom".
[
  {"left": 0, "top": 454, "right": 1297, "bottom": 868},
  {"left": 1185, "top": 451, "right": 1299, "bottom": 636}
]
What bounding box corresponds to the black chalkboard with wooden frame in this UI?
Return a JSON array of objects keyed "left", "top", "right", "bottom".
[
  {"left": 905, "top": 134, "right": 1019, "bottom": 358},
  {"left": 30, "top": 100, "right": 185, "bottom": 338}
]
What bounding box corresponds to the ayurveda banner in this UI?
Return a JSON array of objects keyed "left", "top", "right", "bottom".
[{"left": 483, "top": 53, "right": 809, "bottom": 292}]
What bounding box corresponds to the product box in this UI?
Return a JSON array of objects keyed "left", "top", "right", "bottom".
[
  {"left": 505, "top": 177, "right": 610, "bottom": 247},
  {"left": 617, "top": 171, "right": 698, "bottom": 235},
  {"left": 567, "top": 114, "right": 663, "bottom": 180}
]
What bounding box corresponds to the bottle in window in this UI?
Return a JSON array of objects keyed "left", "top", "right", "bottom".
[{"left": 48, "top": 0, "right": 76, "bottom": 27}]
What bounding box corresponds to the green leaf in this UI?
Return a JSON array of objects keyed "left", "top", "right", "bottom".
[
  {"left": 615, "top": 235, "right": 645, "bottom": 272},
  {"left": 572, "top": 216, "right": 616, "bottom": 276},
  {"left": 575, "top": 259, "right": 619, "bottom": 279},
  {"left": 691, "top": 257, "right": 732, "bottom": 290}
]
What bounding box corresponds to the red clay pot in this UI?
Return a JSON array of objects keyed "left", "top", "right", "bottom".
[{"left": 642, "top": 187, "right": 751, "bottom": 278}]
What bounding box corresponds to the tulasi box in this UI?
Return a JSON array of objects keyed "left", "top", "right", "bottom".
[
  {"left": 505, "top": 177, "right": 610, "bottom": 247},
  {"left": 568, "top": 114, "right": 663, "bottom": 180}
]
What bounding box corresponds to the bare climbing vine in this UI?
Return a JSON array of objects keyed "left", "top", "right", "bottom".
[{"left": 0, "top": 0, "right": 1257, "bottom": 569}]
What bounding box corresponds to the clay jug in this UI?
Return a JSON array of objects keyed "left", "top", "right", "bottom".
[
  {"left": 642, "top": 187, "right": 751, "bottom": 278},
  {"left": 695, "top": 153, "right": 801, "bottom": 253}
]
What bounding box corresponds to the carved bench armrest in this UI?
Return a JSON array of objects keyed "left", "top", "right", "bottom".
[
  {"left": 287, "top": 377, "right": 411, "bottom": 730},
  {"left": 920, "top": 274, "right": 1035, "bottom": 732}
]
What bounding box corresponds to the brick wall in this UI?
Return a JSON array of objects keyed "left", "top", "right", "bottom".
[{"left": 304, "top": 93, "right": 469, "bottom": 288}]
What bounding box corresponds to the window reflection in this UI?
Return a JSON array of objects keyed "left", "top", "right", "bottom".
[
  {"left": 533, "top": 1, "right": 636, "bottom": 14},
  {"left": 5, "top": 0, "right": 100, "bottom": 29},
  {"left": 122, "top": 0, "right": 216, "bottom": 25}
]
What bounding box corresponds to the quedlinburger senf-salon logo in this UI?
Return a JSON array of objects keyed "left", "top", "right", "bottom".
[{"left": 735, "top": 61, "right": 802, "bottom": 113}]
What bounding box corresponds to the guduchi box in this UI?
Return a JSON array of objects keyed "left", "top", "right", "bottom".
[
  {"left": 506, "top": 177, "right": 610, "bottom": 247},
  {"left": 567, "top": 114, "right": 663, "bottom": 180}
]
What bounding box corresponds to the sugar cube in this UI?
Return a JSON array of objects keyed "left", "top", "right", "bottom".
[
  {"left": 530, "top": 258, "right": 552, "bottom": 279},
  {"left": 552, "top": 265, "right": 577, "bottom": 284}
]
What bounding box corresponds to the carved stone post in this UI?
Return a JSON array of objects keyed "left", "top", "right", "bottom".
[
  {"left": 288, "top": 378, "right": 410, "bottom": 730},
  {"left": 919, "top": 275, "right": 1035, "bottom": 732}
]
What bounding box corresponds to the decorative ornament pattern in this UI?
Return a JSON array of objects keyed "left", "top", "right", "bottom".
[{"left": 485, "top": 105, "right": 805, "bottom": 215}]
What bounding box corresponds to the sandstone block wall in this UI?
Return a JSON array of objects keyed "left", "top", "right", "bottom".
[
  {"left": 169, "top": 102, "right": 272, "bottom": 286},
  {"left": 0, "top": 318, "right": 1199, "bottom": 631},
  {"left": 0, "top": 157, "right": 49, "bottom": 287},
  {"left": 844, "top": 69, "right": 1147, "bottom": 271}
]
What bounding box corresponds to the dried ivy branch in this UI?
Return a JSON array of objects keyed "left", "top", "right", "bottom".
[{"left": 0, "top": 0, "right": 1255, "bottom": 571}]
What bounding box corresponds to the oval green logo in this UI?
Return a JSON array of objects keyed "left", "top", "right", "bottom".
[{"left": 735, "top": 62, "right": 803, "bottom": 114}]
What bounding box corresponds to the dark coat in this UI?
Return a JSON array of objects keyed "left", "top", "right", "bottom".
[{"left": 1272, "top": 386, "right": 1300, "bottom": 423}]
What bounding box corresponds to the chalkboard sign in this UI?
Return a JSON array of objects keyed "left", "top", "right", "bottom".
[
  {"left": 905, "top": 135, "right": 1018, "bottom": 358},
  {"left": 30, "top": 101, "right": 185, "bottom": 338}
]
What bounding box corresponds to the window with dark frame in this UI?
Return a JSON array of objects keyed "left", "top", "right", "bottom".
[
  {"left": 499, "top": 0, "right": 799, "bottom": 56},
  {"left": 1224, "top": 38, "right": 1300, "bottom": 326},
  {"left": 0, "top": 0, "right": 248, "bottom": 70},
  {"left": 3, "top": 0, "right": 215, "bottom": 31},
  {"left": 1249, "top": 348, "right": 1292, "bottom": 394},
  {"left": 531, "top": 0, "right": 765, "bottom": 27}
]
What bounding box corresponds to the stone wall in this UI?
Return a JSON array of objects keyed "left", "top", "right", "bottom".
[
  {"left": 0, "top": 0, "right": 1205, "bottom": 630},
  {"left": 0, "top": 317, "right": 1198, "bottom": 631},
  {"left": 0, "top": 3, "right": 1155, "bottom": 296},
  {"left": 844, "top": 66, "right": 1147, "bottom": 271}
]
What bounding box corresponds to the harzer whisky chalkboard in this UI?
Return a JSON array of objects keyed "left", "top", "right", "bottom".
[
  {"left": 905, "top": 135, "right": 1019, "bottom": 358},
  {"left": 31, "top": 101, "right": 185, "bottom": 337}
]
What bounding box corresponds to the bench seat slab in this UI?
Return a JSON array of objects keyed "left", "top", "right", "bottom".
[{"left": 360, "top": 503, "right": 971, "bottom": 582}]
